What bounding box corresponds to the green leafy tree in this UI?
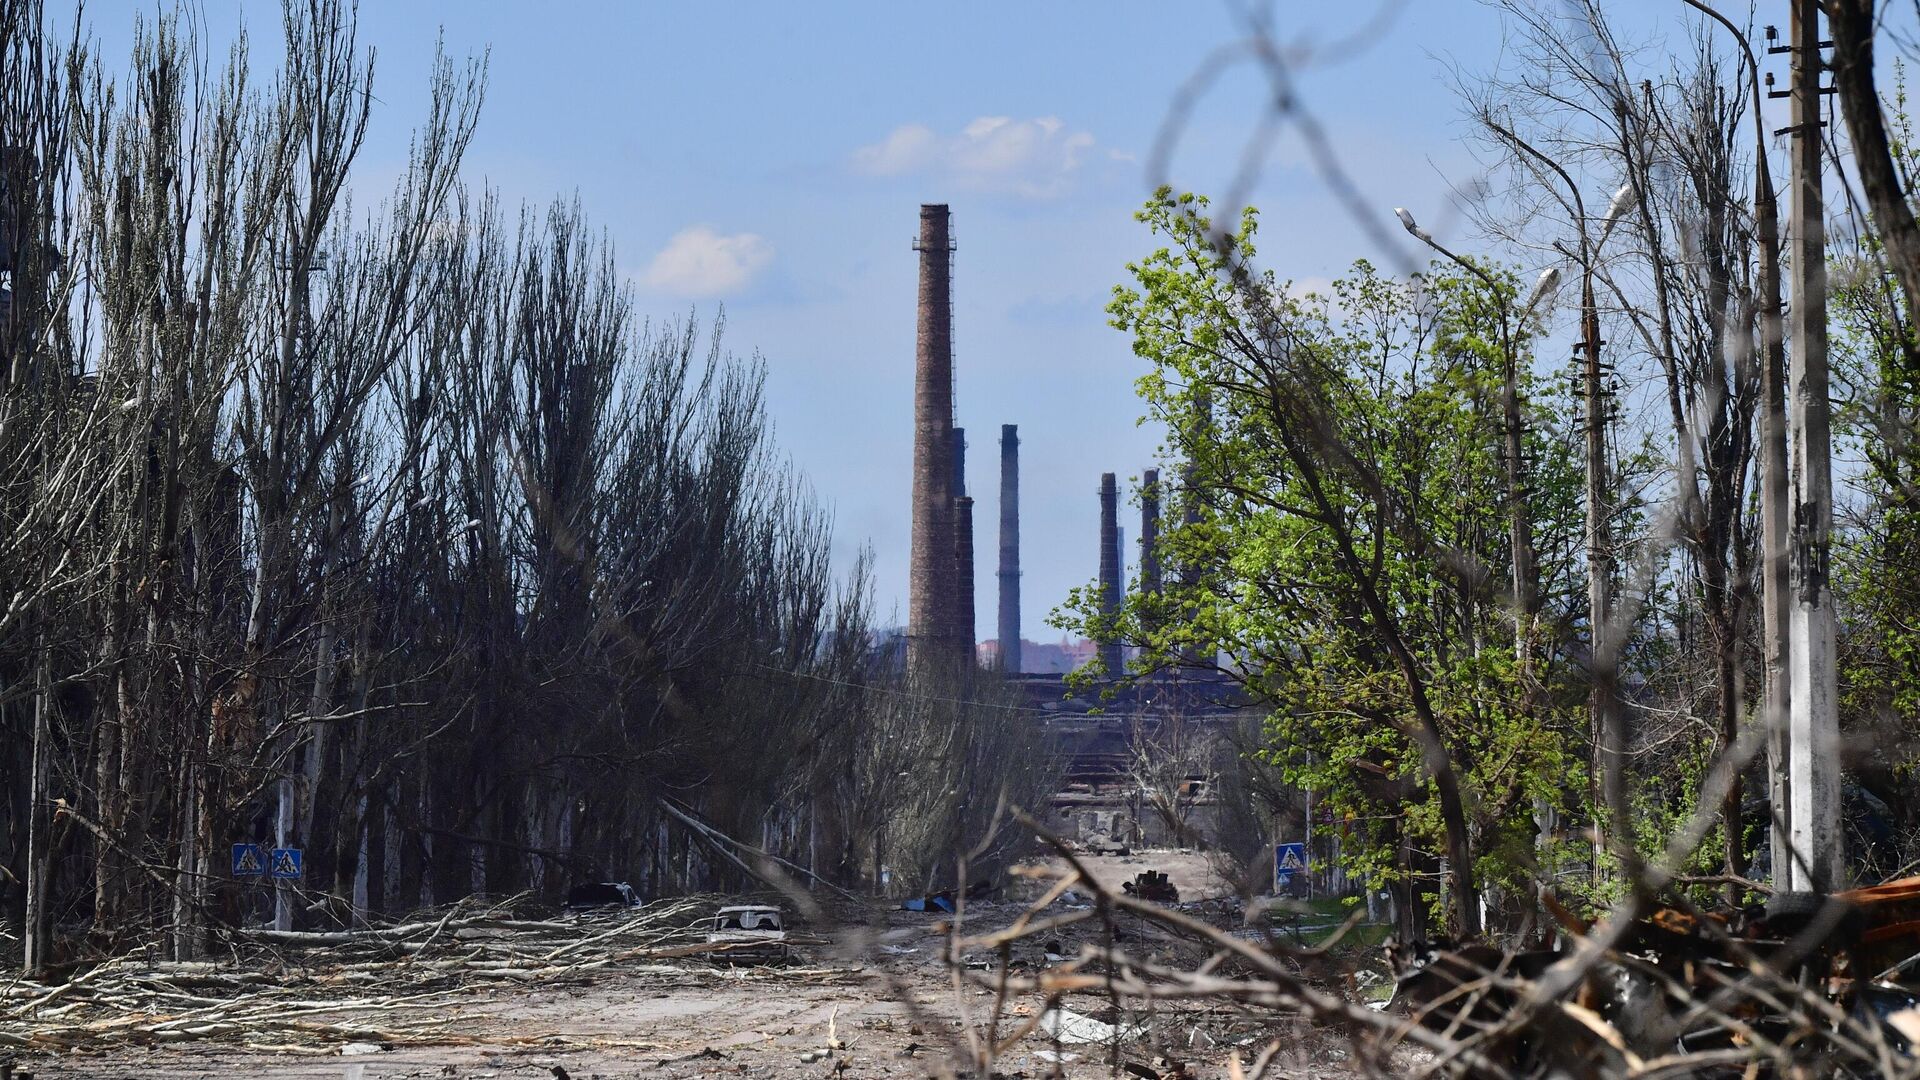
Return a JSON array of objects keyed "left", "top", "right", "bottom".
[
  {"left": 1829, "top": 75, "right": 1920, "bottom": 877},
  {"left": 1060, "top": 191, "right": 1586, "bottom": 934}
]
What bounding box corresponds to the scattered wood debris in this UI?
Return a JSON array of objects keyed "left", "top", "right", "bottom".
[{"left": 0, "top": 893, "right": 845, "bottom": 1054}]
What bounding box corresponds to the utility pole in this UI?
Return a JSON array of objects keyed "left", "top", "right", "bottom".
[
  {"left": 1689, "top": 0, "right": 1796, "bottom": 893},
  {"left": 1578, "top": 259, "right": 1617, "bottom": 872},
  {"left": 1753, "top": 26, "right": 1794, "bottom": 891},
  {"left": 1782, "top": 0, "right": 1841, "bottom": 893}
]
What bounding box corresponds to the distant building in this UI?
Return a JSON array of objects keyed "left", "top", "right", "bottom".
[
  {"left": 978, "top": 636, "right": 1097, "bottom": 674},
  {"left": 1015, "top": 668, "right": 1254, "bottom": 851}
]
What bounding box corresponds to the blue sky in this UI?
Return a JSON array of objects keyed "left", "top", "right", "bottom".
[{"left": 84, "top": 0, "right": 1720, "bottom": 640}]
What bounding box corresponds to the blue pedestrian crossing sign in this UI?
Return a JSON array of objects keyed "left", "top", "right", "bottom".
[
  {"left": 269, "top": 847, "right": 303, "bottom": 879},
  {"left": 1274, "top": 842, "right": 1308, "bottom": 890},
  {"left": 231, "top": 843, "right": 267, "bottom": 877}
]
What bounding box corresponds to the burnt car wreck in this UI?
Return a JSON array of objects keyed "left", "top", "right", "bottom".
[{"left": 703, "top": 905, "right": 790, "bottom": 963}]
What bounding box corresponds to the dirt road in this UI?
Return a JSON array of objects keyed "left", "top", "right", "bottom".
[{"left": 21, "top": 963, "right": 965, "bottom": 1080}]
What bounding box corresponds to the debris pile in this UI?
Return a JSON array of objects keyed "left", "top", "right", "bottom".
[
  {"left": 947, "top": 819, "right": 1920, "bottom": 1076},
  {"left": 901, "top": 880, "right": 994, "bottom": 913},
  {"left": 1120, "top": 870, "right": 1179, "bottom": 905},
  {"left": 1384, "top": 879, "right": 1920, "bottom": 1071},
  {"left": 0, "top": 894, "right": 795, "bottom": 1053}
]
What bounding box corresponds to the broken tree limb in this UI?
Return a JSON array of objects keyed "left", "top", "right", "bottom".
[{"left": 656, "top": 797, "right": 861, "bottom": 901}]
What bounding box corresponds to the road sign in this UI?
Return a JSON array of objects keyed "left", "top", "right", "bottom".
[
  {"left": 269, "top": 847, "right": 303, "bottom": 879},
  {"left": 1274, "top": 842, "right": 1308, "bottom": 891},
  {"left": 232, "top": 843, "right": 266, "bottom": 877}
]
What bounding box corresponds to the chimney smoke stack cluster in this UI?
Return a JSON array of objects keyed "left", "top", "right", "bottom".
[
  {"left": 902, "top": 216, "right": 1216, "bottom": 681},
  {"left": 1081, "top": 467, "right": 1177, "bottom": 677},
  {"left": 903, "top": 206, "right": 1190, "bottom": 681},
  {"left": 904, "top": 206, "right": 1038, "bottom": 676}
]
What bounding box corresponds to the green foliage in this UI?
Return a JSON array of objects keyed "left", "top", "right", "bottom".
[
  {"left": 1833, "top": 62, "right": 1920, "bottom": 744},
  {"left": 1059, "top": 190, "right": 1590, "bottom": 917}
]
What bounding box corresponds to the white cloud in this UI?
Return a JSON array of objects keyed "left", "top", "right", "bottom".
[
  {"left": 852, "top": 116, "right": 1100, "bottom": 198},
  {"left": 854, "top": 123, "right": 939, "bottom": 175},
  {"left": 1276, "top": 276, "right": 1335, "bottom": 301},
  {"left": 640, "top": 226, "right": 774, "bottom": 298}
]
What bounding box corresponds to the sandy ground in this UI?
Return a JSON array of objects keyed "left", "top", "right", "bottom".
[
  {"left": 5, "top": 853, "right": 1372, "bottom": 1080},
  {"left": 18, "top": 966, "right": 966, "bottom": 1080},
  {"left": 1030, "top": 850, "right": 1235, "bottom": 905}
]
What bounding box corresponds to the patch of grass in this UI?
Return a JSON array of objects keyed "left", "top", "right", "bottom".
[{"left": 1256, "top": 894, "right": 1390, "bottom": 952}]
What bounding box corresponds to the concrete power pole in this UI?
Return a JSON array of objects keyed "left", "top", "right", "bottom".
[
  {"left": 1784, "top": 0, "right": 1841, "bottom": 893},
  {"left": 1752, "top": 37, "right": 1794, "bottom": 890}
]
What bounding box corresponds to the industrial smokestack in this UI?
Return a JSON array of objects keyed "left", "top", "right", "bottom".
[
  {"left": 1141, "top": 468, "right": 1161, "bottom": 597},
  {"left": 909, "top": 204, "right": 958, "bottom": 667},
  {"left": 955, "top": 495, "right": 976, "bottom": 661},
  {"left": 1099, "top": 472, "right": 1124, "bottom": 675},
  {"left": 952, "top": 428, "right": 975, "bottom": 659},
  {"left": 997, "top": 424, "right": 1021, "bottom": 673}
]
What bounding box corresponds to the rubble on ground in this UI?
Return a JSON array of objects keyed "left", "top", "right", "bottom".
[
  {"left": 1120, "top": 870, "right": 1179, "bottom": 904},
  {"left": 0, "top": 893, "right": 843, "bottom": 1055},
  {"left": 1383, "top": 877, "right": 1920, "bottom": 1072}
]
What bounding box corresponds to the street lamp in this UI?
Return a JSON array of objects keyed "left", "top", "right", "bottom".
[
  {"left": 1394, "top": 208, "right": 1483, "bottom": 283},
  {"left": 1392, "top": 204, "right": 1544, "bottom": 614},
  {"left": 1597, "top": 183, "right": 1636, "bottom": 248},
  {"left": 1524, "top": 266, "right": 1562, "bottom": 319}
]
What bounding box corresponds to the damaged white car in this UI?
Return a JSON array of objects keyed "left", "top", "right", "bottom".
[{"left": 704, "top": 904, "right": 789, "bottom": 962}]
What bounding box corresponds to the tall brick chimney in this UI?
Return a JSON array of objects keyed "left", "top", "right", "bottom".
[
  {"left": 1098, "top": 472, "right": 1124, "bottom": 675},
  {"left": 909, "top": 205, "right": 958, "bottom": 667},
  {"left": 997, "top": 424, "right": 1021, "bottom": 673}
]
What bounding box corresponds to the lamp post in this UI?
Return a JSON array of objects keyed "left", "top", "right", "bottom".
[
  {"left": 1397, "top": 193, "right": 1632, "bottom": 883},
  {"left": 1543, "top": 178, "right": 1636, "bottom": 858},
  {"left": 1394, "top": 208, "right": 1540, "bottom": 677}
]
